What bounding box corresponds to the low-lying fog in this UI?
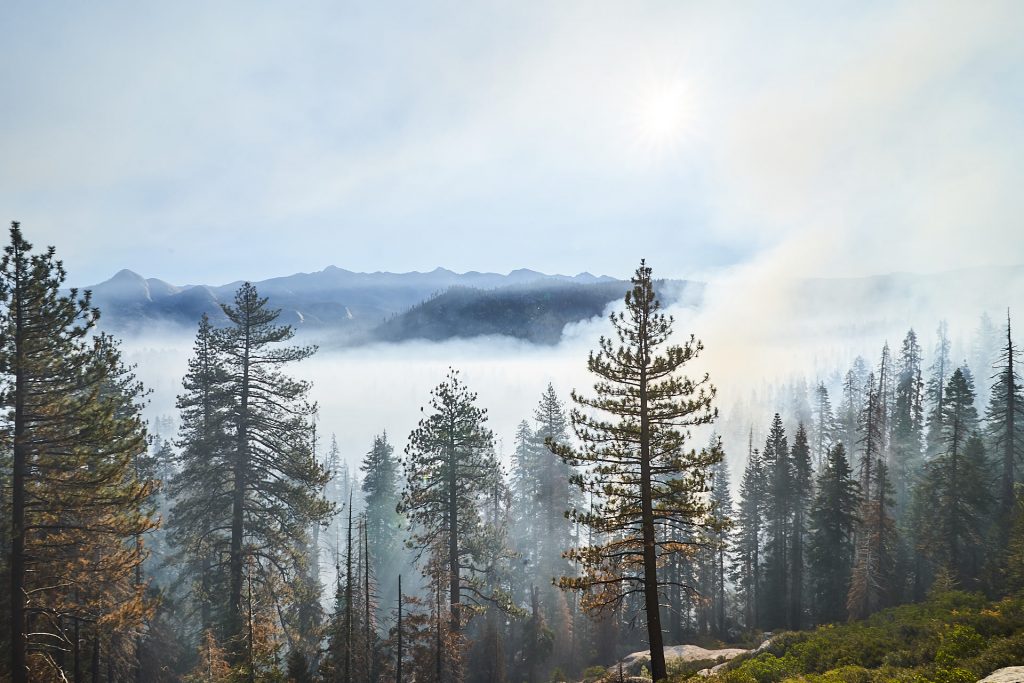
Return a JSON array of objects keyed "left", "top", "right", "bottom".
[{"left": 121, "top": 262, "right": 1024, "bottom": 489}]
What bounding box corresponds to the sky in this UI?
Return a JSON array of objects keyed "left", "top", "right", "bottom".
[{"left": 2, "top": 1, "right": 1022, "bottom": 287}]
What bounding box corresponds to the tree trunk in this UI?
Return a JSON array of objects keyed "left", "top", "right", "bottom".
[
  {"left": 229, "top": 317, "right": 251, "bottom": 660},
  {"left": 639, "top": 336, "right": 666, "bottom": 680},
  {"left": 9, "top": 269, "right": 27, "bottom": 683},
  {"left": 397, "top": 574, "right": 403, "bottom": 683},
  {"left": 448, "top": 431, "right": 461, "bottom": 683},
  {"left": 1002, "top": 321, "right": 1017, "bottom": 540}
]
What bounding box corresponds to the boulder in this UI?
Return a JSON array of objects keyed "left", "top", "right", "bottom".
[{"left": 979, "top": 668, "right": 1024, "bottom": 683}]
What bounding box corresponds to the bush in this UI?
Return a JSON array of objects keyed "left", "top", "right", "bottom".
[{"left": 699, "top": 591, "right": 1024, "bottom": 683}]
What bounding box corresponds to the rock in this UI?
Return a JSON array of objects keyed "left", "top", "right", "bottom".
[
  {"left": 616, "top": 644, "right": 749, "bottom": 675},
  {"left": 979, "top": 668, "right": 1024, "bottom": 682}
]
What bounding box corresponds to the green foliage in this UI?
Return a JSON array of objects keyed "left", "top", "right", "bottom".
[{"left": 687, "top": 592, "right": 1024, "bottom": 683}]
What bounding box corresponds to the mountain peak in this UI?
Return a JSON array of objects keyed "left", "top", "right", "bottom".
[{"left": 110, "top": 268, "right": 146, "bottom": 282}]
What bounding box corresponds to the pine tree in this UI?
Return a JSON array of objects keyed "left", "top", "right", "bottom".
[
  {"left": 847, "top": 458, "right": 896, "bottom": 620},
  {"left": 848, "top": 360, "right": 898, "bottom": 620},
  {"left": 925, "top": 321, "right": 953, "bottom": 459},
  {"left": 839, "top": 357, "right": 869, "bottom": 456},
  {"left": 2, "top": 223, "right": 158, "bottom": 682},
  {"left": 531, "top": 383, "right": 573, "bottom": 588},
  {"left": 549, "top": 261, "right": 718, "bottom": 682},
  {"left": 811, "top": 383, "right": 837, "bottom": 470},
  {"left": 708, "top": 448, "right": 733, "bottom": 637},
  {"left": 169, "top": 283, "right": 331, "bottom": 664},
  {"left": 807, "top": 443, "right": 860, "bottom": 624},
  {"left": 986, "top": 312, "right": 1024, "bottom": 547},
  {"left": 398, "top": 368, "right": 502, "bottom": 681},
  {"left": 734, "top": 435, "right": 765, "bottom": 631},
  {"left": 789, "top": 424, "right": 813, "bottom": 630},
  {"left": 760, "top": 414, "right": 791, "bottom": 630},
  {"left": 166, "top": 313, "right": 232, "bottom": 635},
  {"left": 361, "top": 431, "right": 402, "bottom": 625},
  {"left": 891, "top": 329, "right": 925, "bottom": 517},
  {"left": 919, "top": 368, "right": 990, "bottom": 588}
]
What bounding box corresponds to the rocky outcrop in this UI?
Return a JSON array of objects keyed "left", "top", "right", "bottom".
[{"left": 979, "top": 668, "right": 1024, "bottom": 682}]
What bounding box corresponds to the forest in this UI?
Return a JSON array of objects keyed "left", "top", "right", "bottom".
[{"left": 1, "top": 221, "right": 1022, "bottom": 683}]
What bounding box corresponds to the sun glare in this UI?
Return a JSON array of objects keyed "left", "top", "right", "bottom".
[{"left": 631, "top": 82, "right": 694, "bottom": 157}]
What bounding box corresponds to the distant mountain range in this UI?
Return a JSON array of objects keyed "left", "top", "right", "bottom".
[
  {"left": 81, "top": 266, "right": 701, "bottom": 345},
  {"left": 80, "top": 263, "right": 1024, "bottom": 347}
]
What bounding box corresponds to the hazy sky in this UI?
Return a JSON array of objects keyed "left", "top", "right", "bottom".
[{"left": 2, "top": 1, "right": 1022, "bottom": 286}]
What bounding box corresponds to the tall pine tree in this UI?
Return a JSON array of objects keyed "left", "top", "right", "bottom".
[{"left": 550, "top": 261, "right": 718, "bottom": 682}]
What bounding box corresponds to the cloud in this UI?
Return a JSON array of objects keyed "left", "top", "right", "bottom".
[{"left": 3, "top": 1, "right": 1019, "bottom": 285}]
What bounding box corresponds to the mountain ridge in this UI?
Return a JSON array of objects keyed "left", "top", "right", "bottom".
[{"left": 79, "top": 266, "right": 647, "bottom": 344}]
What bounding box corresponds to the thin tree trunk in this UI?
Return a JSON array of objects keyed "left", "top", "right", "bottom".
[
  {"left": 364, "top": 520, "right": 372, "bottom": 682},
  {"left": 9, "top": 262, "right": 27, "bottom": 683},
  {"left": 397, "top": 574, "right": 403, "bottom": 683},
  {"left": 447, "top": 432, "right": 461, "bottom": 682},
  {"left": 229, "top": 314, "right": 252, "bottom": 659},
  {"left": 638, "top": 321, "right": 666, "bottom": 681},
  {"left": 346, "top": 495, "right": 353, "bottom": 683}
]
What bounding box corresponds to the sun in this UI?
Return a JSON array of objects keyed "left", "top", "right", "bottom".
[{"left": 631, "top": 82, "right": 694, "bottom": 156}]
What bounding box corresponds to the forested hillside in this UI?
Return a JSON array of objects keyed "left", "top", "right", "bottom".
[{"left": 3, "top": 225, "right": 1023, "bottom": 683}]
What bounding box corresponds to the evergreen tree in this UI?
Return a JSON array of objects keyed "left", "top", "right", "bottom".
[
  {"left": 891, "top": 329, "right": 925, "bottom": 517},
  {"left": 986, "top": 312, "right": 1024, "bottom": 547},
  {"left": 550, "top": 261, "right": 718, "bottom": 682},
  {"left": 398, "top": 368, "right": 502, "bottom": 681},
  {"left": 789, "top": 424, "right": 813, "bottom": 630},
  {"left": 166, "top": 313, "right": 232, "bottom": 635},
  {"left": 847, "top": 457, "right": 896, "bottom": 620},
  {"left": 734, "top": 435, "right": 765, "bottom": 631},
  {"left": 1, "top": 223, "right": 157, "bottom": 682},
  {"left": 169, "top": 283, "right": 331, "bottom": 664},
  {"left": 925, "top": 321, "right": 953, "bottom": 459},
  {"left": 807, "top": 443, "right": 860, "bottom": 624},
  {"left": 361, "top": 431, "right": 402, "bottom": 624},
  {"left": 919, "top": 368, "right": 990, "bottom": 588},
  {"left": 839, "top": 357, "right": 869, "bottom": 456},
  {"left": 760, "top": 414, "right": 791, "bottom": 629},
  {"left": 811, "top": 383, "right": 837, "bottom": 470},
  {"left": 708, "top": 448, "right": 733, "bottom": 637},
  {"left": 531, "top": 383, "right": 573, "bottom": 587}
]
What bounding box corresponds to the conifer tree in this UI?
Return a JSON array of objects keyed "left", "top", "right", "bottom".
[
  {"left": 166, "top": 313, "right": 232, "bottom": 635},
  {"left": 734, "top": 436, "right": 765, "bottom": 631},
  {"left": 550, "top": 261, "right": 718, "bottom": 682},
  {"left": 789, "top": 424, "right": 813, "bottom": 630},
  {"left": 919, "top": 368, "right": 990, "bottom": 587},
  {"left": 169, "top": 283, "right": 331, "bottom": 664},
  {"left": 531, "top": 383, "right": 573, "bottom": 587},
  {"left": 398, "top": 368, "right": 502, "bottom": 681},
  {"left": 811, "top": 383, "right": 837, "bottom": 470},
  {"left": 847, "top": 457, "right": 896, "bottom": 620},
  {"left": 839, "top": 357, "right": 869, "bottom": 456},
  {"left": 891, "top": 329, "right": 925, "bottom": 517},
  {"left": 760, "top": 414, "right": 791, "bottom": 629},
  {"left": 361, "top": 431, "right": 402, "bottom": 623},
  {"left": 848, "top": 362, "right": 898, "bottom": 620},
  {"left": 807, "top": 442, "right": 859, "bottom": 624},
  {"left": 1, "top": 223, "right": 157, "bottom": 682},
  {"left": 986, "top": 312, "right": 1024, "bottom": 547},
  {"left": 708, "top": 450, "right": 733, "bottom": 637},
  {"left": 925, "top": 321, "right": 953, "bottom": 459}
]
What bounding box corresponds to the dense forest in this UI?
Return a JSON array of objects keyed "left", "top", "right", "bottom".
[{"left": 2, "top": 222, "right": 1023, "bottom": 683}]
